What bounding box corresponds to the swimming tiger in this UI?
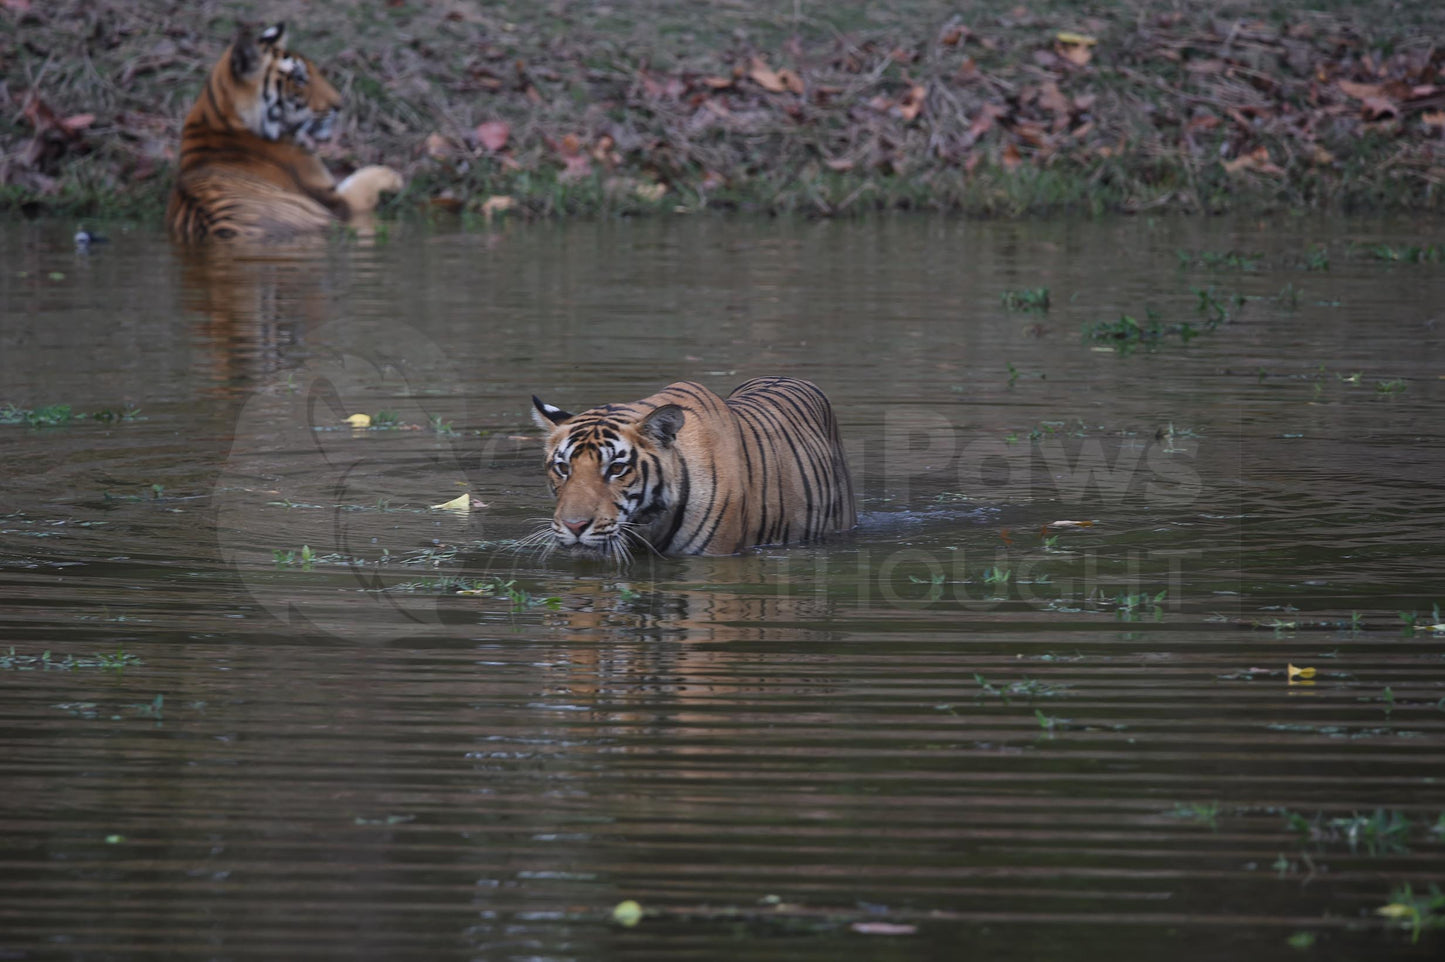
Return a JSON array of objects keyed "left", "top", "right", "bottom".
[
  {"left": 167, "top": 23, "right": 403, "bottom": 242},
  {"left": 530, "top": 377, "right": 856, "bottom": 559}
]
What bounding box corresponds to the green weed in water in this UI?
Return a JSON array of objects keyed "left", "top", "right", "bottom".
[
  {"left": 273, "top": 545, "right": 316, "bottom": 569},
  {"left": 982, "top": 566, "right": 1012, "bottom": 586},
  {"left": 1376, "top": 378, "right": 1408, "bottom": 394},
  {"left": 1378, "top": 883, "right": 1445, "bottom": 944},
  {"left": 0, "top": 403, "right": 142, "bottom": 426},
  {"left": 0, "top": 403, "right": 73, "bottom": 426},
  {"left": 1000, "top": 287, "right": 1050, "bottom": 311},
  {"left": 1177, "top": 248, "right": 1262, "bottom": 270},
  {"left": 1360, "top": 242, "right": 1444, "bottom": 263},
  {"left": 1283, "top": 807, "right": 1415, "bottom": 855},
  {"left": 1113, "top": 589, "right": 1167, "bottom": 622},
  {"left": 0, "top": 645, "right": 142, "bottom": 671},
  {"left": 1169, "top": 801, "right": 1222, "bottom": 830}
]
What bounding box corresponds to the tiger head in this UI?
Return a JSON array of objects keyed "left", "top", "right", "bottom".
[
  {"left": 226, "top": 23, "right": 341, "bottom": 147},
  {"left": 531, "top": 397, "right": 686, "bottom": 559}
]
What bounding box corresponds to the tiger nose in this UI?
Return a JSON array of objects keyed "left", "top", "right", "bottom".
[{"left": 561, "top": 517, "right": 591, "bottom": 537}]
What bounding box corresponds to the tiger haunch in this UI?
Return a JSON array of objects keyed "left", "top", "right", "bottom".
[
  {"left": 166, "top": 23, "right": 403, "bottom": 243},
  {"left": 531, "top": 377, "right": 856, "bottom": 558}
]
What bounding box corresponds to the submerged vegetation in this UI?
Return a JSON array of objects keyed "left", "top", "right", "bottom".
[{"left": 3, "top": 1, "right": 1445, "bottom": 220}]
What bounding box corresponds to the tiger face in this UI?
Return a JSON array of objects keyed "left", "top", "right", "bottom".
[
  {"left": 531, "top": 398, "right": 685, "bottom": 559},
  {"left": 230, "top": 23, "right": 340, "bottom": 147}
]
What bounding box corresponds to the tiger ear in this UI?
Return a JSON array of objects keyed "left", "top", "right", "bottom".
[
  {"left": 258, "top": 23, "right": 287, "bottom": 51},
  {"left": 641, "top": 404, "right": 685, "bottom": 447},
  {"left": 532, "top": 396, "right": 572, "bottom": 429},
  {"left": 230, "top": 27, "right": 263, "bottom": 81}
]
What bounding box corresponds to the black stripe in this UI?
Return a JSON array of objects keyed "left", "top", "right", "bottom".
[{"left": 655, "top": 458, "right": 690, "bottom": 552}]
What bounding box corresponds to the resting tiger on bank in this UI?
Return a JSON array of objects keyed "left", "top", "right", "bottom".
[
  {"left": 167, "top": 23, "right": 403, "bottom": 242},
  {"left": 530, "top": 377, "right": 856, "bottom": 559}
]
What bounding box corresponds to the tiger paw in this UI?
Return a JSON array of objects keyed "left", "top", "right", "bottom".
[{"left": 337, "top": 165, "right": 404, "bottom": 214}]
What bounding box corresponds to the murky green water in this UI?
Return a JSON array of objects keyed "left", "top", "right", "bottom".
[{"left": 2, "top": 214, "right": 1443, "bottom": 960}]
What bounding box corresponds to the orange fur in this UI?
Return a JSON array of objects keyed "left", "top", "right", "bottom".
[{"left": 167, "top": 23, "right": 402, "bottom": 242}]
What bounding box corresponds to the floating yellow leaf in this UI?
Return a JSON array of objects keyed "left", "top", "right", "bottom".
[
  {"left": 611, "top": 899, "right": 644, "bottom": 927},
  {"left": 1376, "top": 902, "right": 1413, "bottom": 919},
  {"left": 1287, "top": 664, "right": 1316, "bottom": 680},
  {"left": 431, "top": 492, "right": 473, "bottom": 511},
  {"left": 345, "top": 413, "right": 372, "bottom": 428},
  {"left": 1056, "top": 31, "right": 1098, "bottom": 46}
]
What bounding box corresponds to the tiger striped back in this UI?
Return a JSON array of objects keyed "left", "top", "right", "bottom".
[
  {"left": 167, "top": 23, "right": 402, "bottom": 242},
  {"left": 531, "top": 377, "right": 855, "bottom": 559}
]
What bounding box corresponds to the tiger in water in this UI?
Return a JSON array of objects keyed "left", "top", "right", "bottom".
[
  {"left": 167, "top": 23, "right": 402, "bottom": 242},
  {"left": 530, "top": 377, "right": 856, "bottom": 559}
]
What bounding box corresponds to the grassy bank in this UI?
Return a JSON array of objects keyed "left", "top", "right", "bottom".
[{"left": 3, "top": 0, "right": 1444, "bottom": 223}]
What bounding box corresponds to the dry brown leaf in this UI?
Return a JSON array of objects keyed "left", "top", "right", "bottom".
[
  {"left": 1222, "top": 146, "right": 1285, "bottom": 176},
  {"left": 1422, "top": 110, "right": 1445, "bottom": 131},
  {"left": 1359, "top": 97, "right": 1399, "bottom": 120},
  {"left": 940, "top": 25, "right": 970, "bottom": 47},
  {"left": 475, "top": 120, "right": 510, "bottom": 153},
  {"left": 749, "top": 57, "right": 789, "bottom": 94},
  {"left": 1186, "top": 112, "right": 1221, "bottom": 134},
  {"left": 967, "top": 103, "right": 1006, "bottom": 140},
  {"left": 1001, "top": 142, "right": 1023, "bottom": 171},
  {"left": 559, "top": 152, "right": 592, "bottom": 181},
  {"left": 424, "top": 132, "right": 453, "bottom": 160},
  {"left": 1054, "top": 33, "right": 1096, "bottom": 68},
  {"left": 1337, "top": 80, "right": 1386, "bottom": 102},
  {"left": 896, "top": 84, "right": 927, "bottom": 122}
]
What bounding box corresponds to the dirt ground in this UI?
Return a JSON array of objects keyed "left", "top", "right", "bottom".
[{"left": 3, "top": 0, "right": 1444, "bottom": 221}]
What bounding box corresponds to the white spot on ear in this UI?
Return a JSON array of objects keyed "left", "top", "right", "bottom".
[{"left": 278, "top": 56, "right": 297, "bottom": 75}]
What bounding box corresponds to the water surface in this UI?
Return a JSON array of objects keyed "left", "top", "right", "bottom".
[{"left": 1, "top": 214, "right": 1443, "bottom": 959}]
